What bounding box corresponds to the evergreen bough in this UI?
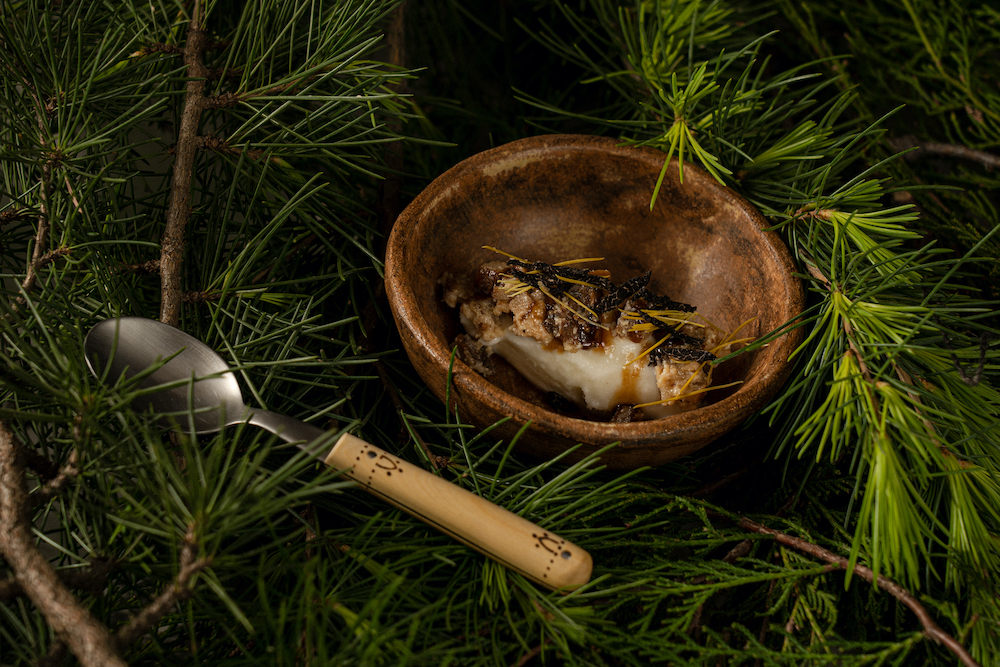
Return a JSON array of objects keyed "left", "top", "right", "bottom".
[{"left": 0, "top": 1, "right": 997, "bottom": 665}]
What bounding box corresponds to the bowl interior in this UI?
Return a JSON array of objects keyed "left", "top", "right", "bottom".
[{"left": 387, "top": 135, "right": 802, "bottom": 467}]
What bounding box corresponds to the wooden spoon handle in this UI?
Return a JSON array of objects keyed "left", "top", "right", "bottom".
[{"left": 325, "top": 434, "right": 593, "bottom": 591}]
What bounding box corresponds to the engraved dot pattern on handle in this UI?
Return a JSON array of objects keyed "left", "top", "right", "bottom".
[
  {"left": 533, "top": 531, "right": 574, "bottom": 580},
  {"left": 359, "top": 444, "right": 404, "bottom": 483}
]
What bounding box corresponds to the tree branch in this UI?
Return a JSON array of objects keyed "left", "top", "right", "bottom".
[
  {"left": 160, "top": 1, "right": 208, "bottom": 326},
  {"left": 0, "top": 208, "right": 32, "bottom": 228},
  {"left": 737, "top": 517, "right": 982, "bottom": 667},
  {"left": 0, "top": 556, "right": 116, "bottom": 602},
  {"left": 21, "top": 161, "right": 52, "bottom": 295},
  {"left": 888, "top": 135, "right": 1000, "bottom": 170},
  {"left": 28, "top": 448, "right": 79, "bottom": 507},
  {"left": 0, "top": 422, "right": 127, "bottom": 667},
  {"left": 0, "top": 422, "right": 208, "bottom": 663},
  {"left": 113, "top": 528, "right": 210, "bottom": 650},
  {"left": 197, "top": 134, "right": 263, "bottom": 159},
  {"left": 120, "top": 259, "right": 161, "bottom": 275}
]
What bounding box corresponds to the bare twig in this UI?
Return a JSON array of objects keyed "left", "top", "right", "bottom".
[
  {"left": 131, "top": 43, "right": 183, "bottom": 58},
  {"left": 197, "top": 134, "right": 263, "bottom": 160},
  {"left": 35, "top": 448, "right": 78, "bottom": 487},
  {"left": 63, "top": 174, "right": 82, "bottom": 212},
  {"left": 722, "top": 539, "right": 752, "bottom": 563},
  {"left": 19, "top": 447, "right": 61, "bottom": 479},
  {"left": 0, "top": 208, "right": 31, "bottom": 227},
  {"left": 27, "top": 449, "right": 79, "bottom": 509},
  {"left": 0, "top": 422, "right": 127, "bottom": 667},
  {"left": 160, "top": 1, "right": 208, "bottom": 326},
  {"left": 11, "top": 58, "right": 57, "bottom": 299},
  {"left": 737, "top": 517, "right": 982, "bottom": 667},
  {"left": 0, "top": 429, "right": 206, "bottom": 660},
  {"left": 120, "top": 259, "right": 161, "bottom": 275},
  {"left": 202, "top": 92, "right": 241, "bottom": 109},
  {"left": 22, "top": 162, "right": 52, "bottom": 295},
  {"left": 181, "top": 289, "right": 219, "bottom": 303},
  {"left": 888, "top": 135, "right": 1000, "bottom": 170},
  {"left": 114, "top": 527, "right": 210, "bottom": 650},
  {"left": 0, "top": 556, "right": 117, "bottom": 602}
]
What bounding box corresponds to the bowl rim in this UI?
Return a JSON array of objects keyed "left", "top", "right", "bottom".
[{"left": 385, "top": 133, "right": 804, "bottom": 446}]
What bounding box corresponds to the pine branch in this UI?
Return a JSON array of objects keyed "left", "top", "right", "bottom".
[
  {"left": 0, "top": 556, "right": 116, "bottom": 602},
  {"left": 113, "top": 527, "right": 211, "bottom": 650},
  {"left": 0, "top": 422, "right": 127, "bottom": 667},
  {"left": 888, "top": 135, "right": 1000, "bottom": 170},
  {"left": 160, "top": 1, "right": 208, "bottom": 326},
  {"left": 21, "top": 161, "right": 51, "bottom": 296},
  {"left": 1, "top": 1, "right": 997, "bottom": 663},
  {"left": 737, "top": 517, "right": 982, "bottom": 667},
  {"left": 27, "top": 448, "right": 78, "bottom": 508}
]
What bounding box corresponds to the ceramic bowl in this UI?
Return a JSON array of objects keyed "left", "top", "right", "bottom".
[{"left": 385, "top": 134, "right": 804, "bottom": 470}]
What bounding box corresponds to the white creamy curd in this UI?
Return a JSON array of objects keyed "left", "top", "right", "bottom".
[{"left": 465, "top": 313, "right": 682, "bottom": 418}]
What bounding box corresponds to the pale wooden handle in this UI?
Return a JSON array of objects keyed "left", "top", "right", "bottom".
[{"left": 325, "top": 434, "right": 593, "bottom": 591}]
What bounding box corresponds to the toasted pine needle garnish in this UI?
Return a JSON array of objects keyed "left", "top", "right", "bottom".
[
  {"left": 537, "top": 284, "right": 608, "bottom": 329},
  {"left": 634, "top": 380, "right": 744, "bottom": 409},
  {"left": 564, "top": 290, "right": 603, "bottom": 322},
  {"left": 498, "top": 274, "right": 533, "bottom": 297},
  {"left": 556, "top": 275, "right": 604, "bottom": 288},
  {"left": 711, "top": 316, "right": 757, "bottom": 354},
  {"left": 624, "top": 332, "right": 674, "bottom": 367},
  {"left": 729, "top": 316, "right": 758, "bottom": 339},
  {"left": 623, "top": 308, "right": 704, "bottom": 333},
  {"left": 710, "top": 337, "right": 754, "bottom": 355},
  {"left": 687, "top": 310, "right": 723, "bottom": 331},
  {"left": 482, "top": 245, "right": 528, "bottom": 262},
  {"left": 554, "top": 257, "right": 605, "bottom": 266},
  {"left": 676, "top": 359, "right": 712, "bottom": 395}
]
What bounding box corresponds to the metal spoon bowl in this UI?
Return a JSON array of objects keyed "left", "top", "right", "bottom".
[{"left": 84, "top": 317, "right": 322, "bottom": 446}]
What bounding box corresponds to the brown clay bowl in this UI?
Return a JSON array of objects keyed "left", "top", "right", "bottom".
[{"left": 385, "top": 134, "right": 804, "bottom": 470}]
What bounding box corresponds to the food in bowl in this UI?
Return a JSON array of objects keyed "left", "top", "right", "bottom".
[{"left": 440, "top": 248, "right": 750, "bottom": 422}]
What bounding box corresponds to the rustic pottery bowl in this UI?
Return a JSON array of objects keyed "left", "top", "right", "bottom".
[{"left": 385, "top": 134, "right": 804, "bottom": 470}]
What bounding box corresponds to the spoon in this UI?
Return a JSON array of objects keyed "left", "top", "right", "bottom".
[{"left": 84, "top": 317, "right": 592, "bottom": 591}]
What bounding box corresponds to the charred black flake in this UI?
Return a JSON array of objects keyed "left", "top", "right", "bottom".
[
  {"left": 595, "top": 271, "right": 651, "bottom": 313},
  {"left": 648, "top": 346, "right": 716, "bottom": 365}
]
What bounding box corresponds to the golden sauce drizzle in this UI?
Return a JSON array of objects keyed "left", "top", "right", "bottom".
[{"left": 612, "top": 359, "right": 641, "bottom": 407}]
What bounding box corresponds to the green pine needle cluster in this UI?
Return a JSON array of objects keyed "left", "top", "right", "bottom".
[{"left": 1, "top": 0, "right": 998, "bottom": 665}]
